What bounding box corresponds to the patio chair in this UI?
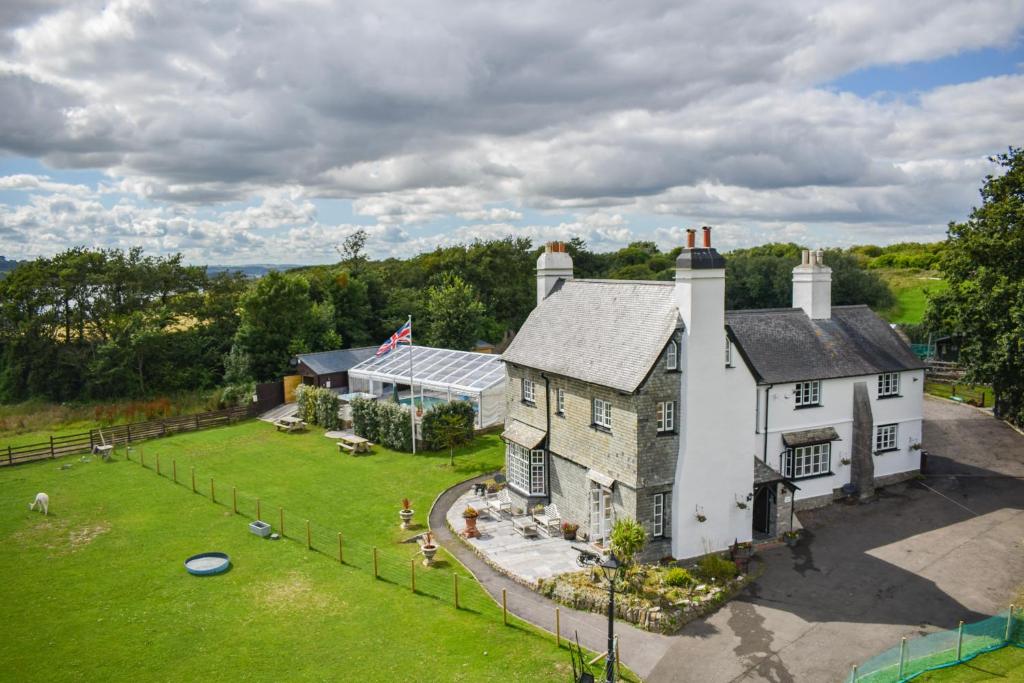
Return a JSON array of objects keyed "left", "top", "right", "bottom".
[
  {"left": 92, "top": 430, "right": 114, "bottom": 460},
  {"left": 485, "top": 489, "right": 512, "bottom": 518},
  {"left": 533, "top": 503, "right": 561, "bottom": 537}
]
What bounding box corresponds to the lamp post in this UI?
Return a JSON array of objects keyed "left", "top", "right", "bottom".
[
  {"left": 599, "top": 552, "right": 622, "bottom": 683},
  {"left": 574, "top": 545, "right": 622, "bottom": 683}
]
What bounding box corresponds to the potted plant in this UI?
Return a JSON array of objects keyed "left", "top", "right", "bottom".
[
  {"left": 462, "top": 506, "right": 480, "bottom": 537},
  {"left": 399, "top": 498, "right": 414, "bottom": 529},
  {"left": 562, "top": 522, "right": 579, "bottom": 541},
  {"left": 695, "top": 505, "right": 707, "bottom": 523},
  {"left": 421, "top": 531, "right": 438, "bottom": 566},
  {"left": 783, "top": 530, "right": 800, "bottom": 547}
]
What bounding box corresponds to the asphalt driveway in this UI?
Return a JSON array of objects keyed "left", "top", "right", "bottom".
[{"left": 646, "top": 396, "right": 1024, "bottom": 682}]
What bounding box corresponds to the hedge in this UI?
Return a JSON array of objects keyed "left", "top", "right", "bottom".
[
  {"left": 295, "top": 384, "right": 342, "bottom": 430},
  {"left": 351, "top": 397, "right": 413, "bottom": 451}
]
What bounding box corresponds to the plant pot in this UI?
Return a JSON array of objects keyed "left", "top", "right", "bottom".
[
  {"left": 462, "top": 515, "right": 479, "bottom": 538},
  {"left": 784, "top": 534, "right": 799, "bottom": 547},
  {"left": 399, "top": 509, "right": 414, "bottom": 529},
  {"left": 421, "top": 544, "right": 438, "bottom": 566},
  {"left": 562, "top": 529, "right": 577, "bottom": 541}
]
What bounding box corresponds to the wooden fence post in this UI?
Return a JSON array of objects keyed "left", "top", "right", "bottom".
[
  {"left": 411, "top": 559, "right": 416, "bottom": 593},
  {"left": 50, "top": 436, "right": 55, "bottom": 459},
  {"left": 956, "top": 621, "right": 964, "bottom": 661},
  {"left": 210, "top": 478, "right": 215, "bottom": 503},
  {"left": 195, "top": 414, "right": 200, "bottom": 430},
  {"left": 453, "top": 574, "right": 459, "bottom": 609},
  {"left": 279, "top": 507, "right": 285, "bottom": 537},
  {"left": 851, "top": 664, "right": 858, "bottom": 682},
  {"left": 89, "top": 431, "right": 94, "bottom": 453},
  {"left": 615, "top": 638, "right": 621, "bottom": 677},
  {"left": 897, "top": 637, "right": 907, "bottom": 679},
  {"left": 7, "top": 445, "right": 11, "bottom": 466},
  {"left": 191, "top": 467, "right": 196, "bottom": 493},
  {"left": 232, "top": 487, "right": 237, "bottom": 514},
  {"left": 1007, "top": 605, "right": 1016, "bottom": 642},
  {"left": 127, "top": 424, "right": 132, "bottom": 443},
  {"left": 173, "top": 459, "right": 177, "bottom": 483},
  {"left": 156, "top": 454, "right": 160, "bottom": 476},
  {"left": 140, "top": 449, "right": 144, "bottom": 468},
  {"left": 338, "top": 533, "right": 344, "bottom": 563},
  {"left": 256, "top": 498, "right": 261, "bottom": 521},
  {"left": 373, "top": 547, "right": 379, "bottom": 578},
  {"left": 502, "top": 588, "right": 508, "bottom": 625},
  {"left": 555, "top": 607, "right": 561, "bottom": 647},
  {"left": 306, "top": 520, "right": 311, "bottom": 550}
]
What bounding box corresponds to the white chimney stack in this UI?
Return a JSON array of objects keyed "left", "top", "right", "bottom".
[
  {"left": 536, "top": 241, "right": 573, "bottom": 305},
  {"left": 792, "top": 248, "right": 832, "bottom": 319}
]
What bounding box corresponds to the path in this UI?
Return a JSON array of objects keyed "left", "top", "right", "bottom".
[{"left": 429, "top": 476, "right": 676, "bottom": 680}]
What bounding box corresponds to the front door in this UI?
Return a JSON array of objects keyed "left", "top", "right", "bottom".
[
  {"left": 589, "top": 486, "right": 613, "bottom": 543},
  {"left": 752, "top": 485, "right": 776, "bottom": 536}
]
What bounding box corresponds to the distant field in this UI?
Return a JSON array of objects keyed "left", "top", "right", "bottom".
[
  {"left": 924, "top": 381, "right": 992, "bottom": 408},
  {"left": 876, "top": 268, "right": 947, "bottom": 324}
]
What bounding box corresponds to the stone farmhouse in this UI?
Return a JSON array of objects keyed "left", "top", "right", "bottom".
[{"left": 500, "top": 229, "right": 925, "bottom": 561}]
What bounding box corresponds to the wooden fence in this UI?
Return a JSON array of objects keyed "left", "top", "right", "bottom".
[
  {"left": 926, "top": 360, "right": 966, "bottom": 382},
  {"left": 1, "top": 405, "right": 256, "bottom": 467}
]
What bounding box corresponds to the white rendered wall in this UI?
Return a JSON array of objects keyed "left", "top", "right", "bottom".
[
  {"left": 792, "top": 270, "right": 832, "bottom": 320},
  {"left": 672, "top": 268, "right": 757, "bottom": 559},
  {"left": 755, "top": 369, "right": 925, "bottom": 501}
]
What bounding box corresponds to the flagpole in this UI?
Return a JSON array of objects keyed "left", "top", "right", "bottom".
[{"left": 407, "top": 315, "right": 416, "bottom": 454}]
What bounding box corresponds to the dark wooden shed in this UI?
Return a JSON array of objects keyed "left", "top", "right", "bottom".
[{"left": 295, "top": 347, "right": 378, "bottom": 391}]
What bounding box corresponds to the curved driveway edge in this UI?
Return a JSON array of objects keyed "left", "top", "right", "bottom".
[{"left": 428, "top": 473, "right": 674, "bottom": 681}]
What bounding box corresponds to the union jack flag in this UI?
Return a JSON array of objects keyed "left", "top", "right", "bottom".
[{"left": 376, "top": 319, "right": 412, "bottom": 356}]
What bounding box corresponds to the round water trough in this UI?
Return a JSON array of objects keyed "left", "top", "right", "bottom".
[{"left": 184, "top": 552, "right": 231, "bottom": 576}]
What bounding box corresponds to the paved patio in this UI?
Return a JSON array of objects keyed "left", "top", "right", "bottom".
[{"left": 445, "top": 489, "right": 587, "bottom": 584}]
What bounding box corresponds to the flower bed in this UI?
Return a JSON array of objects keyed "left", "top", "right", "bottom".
[{"left": 536, "top": 555, "right": 755, "bottom": 634}]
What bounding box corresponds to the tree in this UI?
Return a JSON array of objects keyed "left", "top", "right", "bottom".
[
  {"left": 421, "top": 400, "right": 476, "bottom": 465},
  {"left": 424, "top": 274, "right": 485, "bottom": 350},
  {"left": 433, "top": 412, "right": 472, "bottom": 466},
  {"left": 927, "top": 147, "right": 1024, "bottom": 424},
  {"left": 234, "top": 271, "right": 317, "bottom": 381}
]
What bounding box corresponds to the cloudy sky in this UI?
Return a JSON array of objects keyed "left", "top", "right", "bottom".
[{"left": 1, "top": 0, "right": 1023, "bottom": 264}]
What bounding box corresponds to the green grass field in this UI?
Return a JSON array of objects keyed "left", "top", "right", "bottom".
[
  {"left": 924, "top": 381, "right": 992, "bottom": 408},
  {"left": 876, "top": 269, "right": 948, "bottom": 324},
  {"left": 912, "top": 646, "right": 1024, "bottom": 681},
  {"left": 0, "top": 421, "right": 617, "bottom": 682}
]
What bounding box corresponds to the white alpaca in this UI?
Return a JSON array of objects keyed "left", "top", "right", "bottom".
[{"left": 29, "top": 492, "right": 49, "bottom": 516}]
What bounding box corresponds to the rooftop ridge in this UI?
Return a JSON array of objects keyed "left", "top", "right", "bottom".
[{"left": 571, "top": 278, "right": 674, "bottom": 286}]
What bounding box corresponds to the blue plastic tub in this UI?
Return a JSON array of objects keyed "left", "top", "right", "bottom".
[{"left": 184, "top": 552, "right": 231, "bottom": 576}]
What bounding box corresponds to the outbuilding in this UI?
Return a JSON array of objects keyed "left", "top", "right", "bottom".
[{"left": 295, "top": 347, "right": 378, "bottom": 392}]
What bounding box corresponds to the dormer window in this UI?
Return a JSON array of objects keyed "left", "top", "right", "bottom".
[{"left": 666, "top": 341, "right": 678, "bottom": 371}]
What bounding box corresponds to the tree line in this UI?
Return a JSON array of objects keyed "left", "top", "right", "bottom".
[{"left": 0, "top": 231, "right": 940, "bottom": 404}]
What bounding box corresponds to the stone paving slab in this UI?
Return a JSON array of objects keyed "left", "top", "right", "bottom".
[{"left": 445, "top": 489, "right": 587, "bottom": 585}]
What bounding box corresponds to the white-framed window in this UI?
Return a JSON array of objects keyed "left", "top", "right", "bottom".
[
  {"left": 875, "top": 423, "right": 898, "bottom": 452},
  {"left": 794, "top": 381, "right": 821, "bottom": 407},
  {"left": 592, "top": 398, "right": 612, "bottom": 430},
  {"left": 656, "top": 401, "right": 675, "bottom": 432},
  {"left": 556, "top": 388, "right": 565, "bottom": 414},
  {"left": 725, "top": 339, "right": 733, "bottom": 367},
  {"left": 652, "top": 493, "right": 665, "bottom": 537},
  {"left": 666, "top": 340, "right": 678, "bottom": 371},
  {"left": 506, "top": 441, "right": 546, "bottom": 495},
  {"left": 877, "top": 372, "right": 900, "bottom": 398},
  {"left": 521, "top": 378, "right": 535, "bottom": 404},
  {"left": 783, "top": 442, "right": 831, "bottom": 478}
]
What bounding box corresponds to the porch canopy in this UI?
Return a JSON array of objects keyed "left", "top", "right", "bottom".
[
  {"left": 347, "top": 345, "right": 506, "bottom": 428},
  {"left": 781, "top": 426, "right": 840, "bottom": 448}
]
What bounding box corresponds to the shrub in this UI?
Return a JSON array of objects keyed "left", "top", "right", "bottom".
[
  {"left": 609, "top": 517, "right": 647, "bottom": 565},
  {"left": 350, "top": 397, "right": 380, "bottom": 442},
  {"left": 697, "top": 554, "right": 738, "bottom": 583},
  {"left": 294, "top": 384, "right": 341, "bottom": 430},
  {"left": 664, "top": 567, "right": 695, "bottom": 588},
  {"left": 220, "top": 382, "right": 255, "bottom": 408},
  {"left": 421, "top": 400, "right": 475, "bottom": 450}
]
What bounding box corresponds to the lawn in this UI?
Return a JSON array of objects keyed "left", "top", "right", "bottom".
[
  {"left": 925, "top": 381, "right": 993, "bottom": 408},
  {"left": 912, "top": 646, "right": 1024, "bottom": 681},
  {"left": 876, "top": 268, "right": 948, "bottom": 324},
  {"left": 0, "top": 421, "right": 615, "bottom": 682}
]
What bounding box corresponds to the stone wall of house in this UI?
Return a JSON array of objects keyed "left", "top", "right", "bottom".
[{"left": 548, "top": 453, "right": 591, "bottom": 531}]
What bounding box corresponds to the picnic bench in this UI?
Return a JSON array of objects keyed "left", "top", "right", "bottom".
[
  {"left": 274, "top": 416, "right": 307, "bottom": 433},
  {"left": 336, "top": 434, "right": 373, "bottom": 455}
]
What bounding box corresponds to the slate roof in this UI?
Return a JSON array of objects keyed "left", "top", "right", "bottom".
[
  {"left": 297, "top": 347, "right": 378, "bottom": 375},
  {"left": 754, "top": 458, "right": 786, "bottom": 485},
  {"left": 502, "top": 420, "right": 547, "bottom": 449},
  {"left": 782, "top": 427, "right": 841, "bottom": 448},
  {"left": 501, "top": 280, "right": 680, "bottom": 393},
  {"left": 726, "top": 305, "right": 925, "bottom": 384}
]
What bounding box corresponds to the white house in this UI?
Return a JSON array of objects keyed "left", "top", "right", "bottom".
[{"left": 501, "top": 230, "right": 925, "bottom": 561}]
